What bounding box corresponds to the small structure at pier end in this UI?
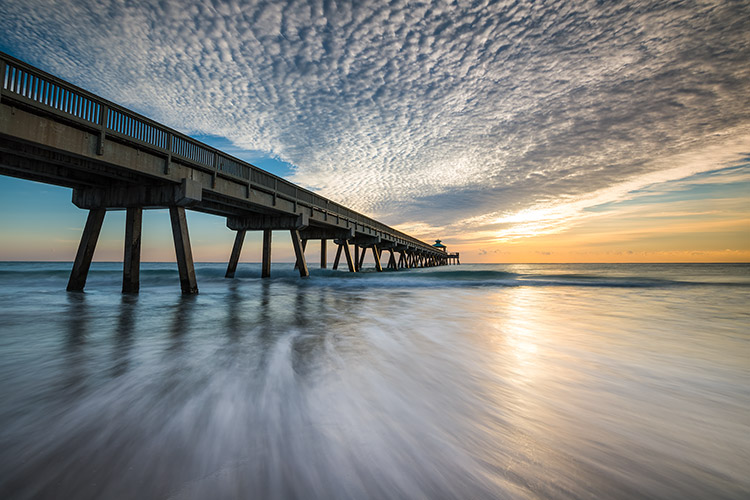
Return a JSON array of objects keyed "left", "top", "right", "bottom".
[
  {"left": 0, "top": 51, "right": 459, "bottom": 294},
  {"left": 432, "top": 240, "right": 460, "bottom": 265}
]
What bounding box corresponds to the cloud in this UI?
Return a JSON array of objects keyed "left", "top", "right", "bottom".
[{"left": 2, "top": 0, "right": 749, "bottom": 243}]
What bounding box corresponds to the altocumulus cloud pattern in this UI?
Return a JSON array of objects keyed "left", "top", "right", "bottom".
[{"left": 2, "top": 0, "right": 749, "bottom": 239}]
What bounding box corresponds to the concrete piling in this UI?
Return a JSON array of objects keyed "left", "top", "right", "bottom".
[
  {"left": 169, "top": 206, "right": 198, "bottom": 294},
  {"left": 67, "top": 208, "right": 106, "bottom": 292},
  {"left": 122, "top": 207, "right": 142, "bottom": 293},
  {"left": 290, "top": 229, "right": 309, "bottom": 277},
  {"left": 262, "top": 229, "right": 272, "bottom": 278},
  {"left": 225, "top": 229, "right": 246, "bottom": 279}
]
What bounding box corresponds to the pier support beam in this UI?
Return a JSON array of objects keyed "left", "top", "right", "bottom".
[
  {"left": 333, "top": 243, "right": 343, "bottom": 270},
  {"left": 262, "top": 229, "right": 272, "bottom": 278},
  {"left": 293, "top": 239, "right": 308, "bottom": 270},
  {"left": 372, "top": 245, "right": 383, "bottom": 272},
  {"left": 342, "top": 241, "right": 356, "bottom": 272},
  {"left": 290, "top": 230, "right": 309, "bottom": 277},
  {"left": 387, "top": 249, "right": 397, "bottom": 270},
  {"left": 73, "top": 178, "right": 202, "bottom": 209},
  {"left": 169, "top": 206, "right": 198, "bottom": 294},
  {"left": 358, "top": 245, "right": 367, "bottom": 270},
  {"left": 225, "top": 230, "right": 246, "bottom": 279},
  {"left": 122, "top": 207, "right": 142, "bottom": 293},
  {"left": 354, "top": 245, "right": 360, "bottom": 272},
  {"left": 67, "top": 208, "right": 106, "bottom": 292},
  {"left": 320, "top": 239, "right": 327, "bottom": 269}
]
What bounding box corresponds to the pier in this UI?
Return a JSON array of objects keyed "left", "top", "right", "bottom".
[{"left": 0, "top": 52, "right": 459, "bottom": 294}]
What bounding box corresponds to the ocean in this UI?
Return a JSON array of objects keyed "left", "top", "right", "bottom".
[{"left": 0, "top": 262, "right": 748, "bottom": 499}]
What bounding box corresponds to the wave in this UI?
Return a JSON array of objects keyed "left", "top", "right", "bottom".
[
  {"left": 252, "top": 269, "right": 750, "bottom": 289},
  {"left": 1, "top": 263, "right": 748, "bottom": 289}
]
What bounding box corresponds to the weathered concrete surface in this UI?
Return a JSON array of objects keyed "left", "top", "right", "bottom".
[
  {"left": 73, "top": 178, "right": 202, "bottom": 209},
  {"left": 66, "top": 208, "right": 105, "bottom": 291},
  {"left": 122, "top": 207, "right": 142, "bottom": 293},
  {"left": 169, "top": 206, "right": 198, "bottom": 294}
]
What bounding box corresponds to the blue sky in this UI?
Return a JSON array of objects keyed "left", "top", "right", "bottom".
[{"left": 1, "top": 0, "right": 749, "bottom": 262}]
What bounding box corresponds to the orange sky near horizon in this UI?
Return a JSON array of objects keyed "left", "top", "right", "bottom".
[{"left": 1, "top": 164, "right": 748, "bottom": 265}]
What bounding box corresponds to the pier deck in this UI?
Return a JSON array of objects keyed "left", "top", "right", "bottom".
[{"left": 0, "top": 52, "right": 458, "bottom": 293}]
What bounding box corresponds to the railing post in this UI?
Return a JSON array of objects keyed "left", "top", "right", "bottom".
[
  {"left": 97, "top": 104, "right": 108, "bottom": 155},
  {"left": 0, "top": 58, "right": 6, "bottom": 105},
  {"left": 165, "top": 132, "right": 172, "bottom": 174}
]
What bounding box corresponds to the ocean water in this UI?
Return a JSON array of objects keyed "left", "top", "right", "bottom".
[{"left": 0, "top": 262, "right": 748, "bottom": 500}]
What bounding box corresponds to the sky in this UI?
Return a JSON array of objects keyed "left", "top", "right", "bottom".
[{"left": 1, "top": 0, "right": 749, "bottom": 263}]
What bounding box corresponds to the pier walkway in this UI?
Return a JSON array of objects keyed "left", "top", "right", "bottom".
[{"left": 0, "top": 52, "right": 458, "bottom": 293}]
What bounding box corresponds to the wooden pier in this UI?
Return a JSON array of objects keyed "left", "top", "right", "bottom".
[{"left": 0, "top": 52, "right": 459, "bottom": 293}]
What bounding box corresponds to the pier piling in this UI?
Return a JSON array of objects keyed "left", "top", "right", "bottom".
[
  {"left": 122, "top": 207, "right": 142, "bottom": 293},
  {"left": 372, "top": 245, "right": 383, "bottom": 272},
  {"left": 169, "top": 206, "right": 198, "bottom": 294},
  {"left": 333, "top": 243, "right": 343, "bottom": 270},
  {"left": 290, "top": 230, "right": 309, "bottom": 277},
  {"left": 262, "top": 229, "right": 272, "bottom": 278},
  {"left": 67, "top": 208, "right": 106, "bottom": 292},
  {"left": 225, "top": 230, "right": 246, "bottom": 279},
  {"left": 341, "top": 241, "right": 356, "bottom": 272}
]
